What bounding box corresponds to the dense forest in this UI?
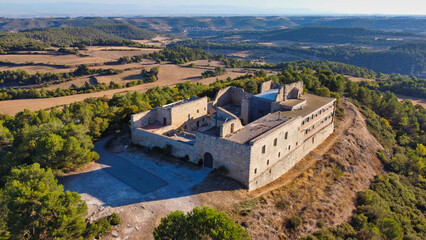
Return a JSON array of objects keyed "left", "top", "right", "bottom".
[
  {"left": 0, "top": 24, "right": 156, "bottom": 52},
  {"left": 169, "top": 39, "right": 426, "bottom": 75},
  {"left": 0, "top": 64, "right": 122, "bottom": 86},
  {"left": 1, "top": 16, "right": 425, "bottom": 34},
  {"left": 218, "top": 26, "right": 424, "bottom": 45}
]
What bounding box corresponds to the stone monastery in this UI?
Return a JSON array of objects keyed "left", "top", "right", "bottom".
[{"left": 131, "top": 81, "right": 336, "bottom": 191}]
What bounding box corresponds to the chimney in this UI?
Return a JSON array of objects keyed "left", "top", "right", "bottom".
[{"left": 278, "top": 112, "right": 281, "bottom": 120}]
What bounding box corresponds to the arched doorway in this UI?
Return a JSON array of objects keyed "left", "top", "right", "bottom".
[{"left": 204, "top": 152, "right": 213, "bottom": 168}]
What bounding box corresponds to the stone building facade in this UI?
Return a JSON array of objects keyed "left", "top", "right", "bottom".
[{"left": 131, "top": 81, "right": 336, "bottom": 191}]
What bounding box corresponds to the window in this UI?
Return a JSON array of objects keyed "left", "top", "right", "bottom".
[
  {"left": 278, "top": 152, "right": 281, "bottom": 158},
  {"left": 254, "top": 168, "right": 257, "bottom": 174},
  {"left": 285, "top": 132, "right": 288, "bottom": 139},
  {"left": 267, "top": 160, "right": 269, "bottom": 165},
  {"left": 231, "top": 123, "right": 235, "bottom": 133},
  {"left": 197, "top": 121, "right": 200, "bottom": 128},
  {"left": 302, "top": 121, "right": 304, "bottom": 126},
  {"left": 296, "top": 142, "right": 298, "bottom": 146},
  {"left": 312, "top": 137, "right": 315, "bottom": 144},
  {"left": 262, "top": 145, "right": 266, "bottom": 154},
  {"left": 197, "top": 109, "right": 199, "bottom": 113},
  {"left": 269, "top": 169, "right": 272, "bottom": 173},
  {"left": 288, "top": 145, "right": 291, "bottom": 150},
  {"left": 274, "top": 138, "right": 277, "bottom": 146}
]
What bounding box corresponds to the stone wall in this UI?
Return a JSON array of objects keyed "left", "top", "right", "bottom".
[
  {"left": 248, "top": 117, "right": 303, "bottom": 183},
  {"left": 213, "top": 87, "right": 233, "bottom": 107},
  {"left": 241, "top": 97, "right": 250, "bottom": 125},
  {"left": 170, "top": 97, "right": 208, "bottom": 130},
  {"left": 132, "top": 128, "right": 197, "bottom": 161},
  {"left": 131, "top": 110, "right": 156, "bottom": 128},
  {"left": 260, "top": 80, "right": 273, "bottom": 93},
  {"left": 221, "top": 119, "right": 244, "bottom": 137},
  {"left": 195, "top": 132, "right": 251, "bottom": 186},
  {"left": 283, "top": 81, "right": 303, "bottom": 100},
  {"left": 248, "top": 122, "right": 334, "bottom": 190}
]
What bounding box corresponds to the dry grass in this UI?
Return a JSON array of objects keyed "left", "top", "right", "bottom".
[
  {"left": 0, "top": 63, "right": 244, "bottom": 116},
  {"left": 0, "top": 65, "right": 73, "bottom": 74},
  {"left": 0, "top": 54, "right": 111, "bottom": 67},
  {"left": 83, "top": 47, "right": 159, "bottom": 60},
  {"left": 132, "top": 36, "right": 179, "bottom": 47},
  {"left": 395, "top": 94, "right": 426, "bottom": 108},
  {"left": 345, "top": 75, "right": 374, "bottom": 82}
]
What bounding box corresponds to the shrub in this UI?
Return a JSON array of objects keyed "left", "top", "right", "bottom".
[
  {"left": 84, "top": 218, "right": 111, "bottom": 239},
  {"left": 153, "top": 206, "right": 250, "bottom": 240},
  {"left": 275, "top": 199, "right": 290, "bottom": 210},
  {"left": 108, "top": 213, "right": 121, "bottom": 226},
  {"left": 287, "top": 215, "right": 302, "bottom": 231}
]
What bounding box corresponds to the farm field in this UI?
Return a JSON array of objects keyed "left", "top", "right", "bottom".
[
  {"left": 84, "top": 46, "right": 160, "bottom": 59},
  {"left": 0, "top": 54, "right": 111, "bottom": 67},
  {"left": 0, "top": 64, "right": 245, "bottom": 115}
]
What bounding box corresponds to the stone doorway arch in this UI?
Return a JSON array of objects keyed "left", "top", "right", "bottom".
[{"left": 204, "top": 152, "right": 213, "bottom": 168}]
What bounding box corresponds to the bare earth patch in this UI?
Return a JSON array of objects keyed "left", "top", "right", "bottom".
[
  {"left": 345, "top": 75, "right": 374, "bottom": 82},
  {"left": 395, "top": 94, "right": 426, "bottom": 108}
]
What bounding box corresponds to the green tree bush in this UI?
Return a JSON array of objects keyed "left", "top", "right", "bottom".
[
  {"left": 0, "top": 163, "right": 87, "bottom": 240},
  {"left": 153, "top": 206, "right": 250, "bottom": 240}
]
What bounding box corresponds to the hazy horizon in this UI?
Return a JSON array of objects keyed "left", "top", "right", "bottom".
[{"left": 0, "top": 0, "right": 425, "bottom": 18}]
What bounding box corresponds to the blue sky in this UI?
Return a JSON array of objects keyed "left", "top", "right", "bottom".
[{"left": 1, "top": 0, "right": 425, "bottom": 17}]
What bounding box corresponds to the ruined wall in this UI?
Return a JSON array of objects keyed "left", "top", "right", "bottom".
[
  {"left": 195, "top": 133, "right": 251, "bottom": 186},
  {"left": 131, "top": 110, "right": 156, "bottom": 128},
  {"left": 248, "top": 121, "right": 334, "bottom": 190},
  {"left": 212, "top": 107, "right": 238, "bottom": 127},
  {"left": 132, "top": 128, "right": 198, "bottom": 161},
  {"left": 221, "top": 118, "right": 244, "bottom": 137},
  {"left": 231, "top": 87, "right": 251, "bottom": 105},
  {"left": 241, "top": 97, "right": 250, "bottom": 125},
  {"left": 170, "top": 97, "right": 208, "bottom": 130},
  {"left": 260, "top": 80, "right": 273, "bottom": 93},
  {"left": 212, "top": 87, "right": 233, "bottom": 107},
  {"left": 155, "top": 108, "right": 172, "bottom": 126},
  {"left": 284, "top": 81, "right": 303, "bottom": 100}
]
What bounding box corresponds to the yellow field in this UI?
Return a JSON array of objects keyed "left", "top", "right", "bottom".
[
  {"left": 0, "top": 64, "right": 245, "bottom": 115},
  {"left": 84, "top": 47, "right": 159, "bottom": 59},
  {"left": 0, "top": 54, "right": 111, "bottom": 67}
]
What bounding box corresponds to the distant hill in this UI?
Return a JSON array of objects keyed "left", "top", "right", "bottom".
[
  {"left": 258, "top": 26, "right": 423, "bottom": 45},
  {"left": 0, "top": 23, "right": 158, "bottom": 51},
  {"left": 91, "top": 24, "right": 156, "bottom": 40},
  {"left": 1, "top": 16, "right": 425, "bottom": 35},
  {"left": 304, "top": 17, "right": 426, "bottom": 34}
]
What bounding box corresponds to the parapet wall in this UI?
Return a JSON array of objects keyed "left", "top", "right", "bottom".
[{"left": 132, "top": 128, "right": 197, "bottom": 162}]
